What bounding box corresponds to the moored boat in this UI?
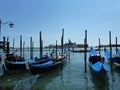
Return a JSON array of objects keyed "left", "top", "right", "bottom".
[
  {"left": 104, "top": 48, "right": 120, "bottom": 68},
  {"left": 111, "top": 49, "right": 120, "bottom": 68},
  {"left": 29, "top": 54, "right": 67, "bottom": 75},
  {"left": 89, "top": 49, "right": 108, "bottom": 75},
  {"left": 4, "top": 54, "right": 52, "bottom": 71}
]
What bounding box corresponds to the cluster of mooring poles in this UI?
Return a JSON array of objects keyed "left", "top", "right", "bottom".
[
  {"left": 11, "top": 28, "right": 70, "bottom": 60},
  {"left": 1, "top": 25, "right": 119, "bottom": 74}
]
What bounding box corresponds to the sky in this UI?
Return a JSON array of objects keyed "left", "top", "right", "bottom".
[{"left": 0, "top": 0, "right": 120, "bottom": 47}]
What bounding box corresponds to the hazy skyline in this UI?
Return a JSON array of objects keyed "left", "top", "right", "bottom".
[{"left": 0, "top": 0, "right": 120, "bottom": 47}]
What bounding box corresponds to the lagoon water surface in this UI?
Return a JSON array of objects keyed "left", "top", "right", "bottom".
[{"left": 0, "top": 49, "right": 120, "bottom": 90}]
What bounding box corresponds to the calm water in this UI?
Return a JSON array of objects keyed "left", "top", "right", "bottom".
[{"left": 0, "top": 48, "right": 120, "bottom": 90}]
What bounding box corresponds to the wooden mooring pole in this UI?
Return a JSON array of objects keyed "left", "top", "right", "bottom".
[
  {"left": 3, "top": 37, "right": 6, "bottom": 53},
  {"left": 40, "top": 31, "right": 43, "bottom": 60},
  {"left": 109, "top": 31, "right": 112, "bottom": 71},
  {"left": 115, "top": 37, "right": 118, "bottom": 54},
  {"left": 13, "top": 38, "right": 15, "bottom": 52},
  {"left": 68, "top": 39, "right": 71, "bottom": 61},
  {"left": 20, "top": 35, "right": 22, "bottom": 57},
  {"left": 98, "top": 38, "right": 101, "bottom": 55},
  {"left": 61, "top": 28, "right": 64, "bottom": 56},
  {"left": 56, "top": 40, "right": 58, "bottom": 59},
  {"left": 84, "top": 30, "right": 87, "bottom": 73},
  {"left": 23, "top": 41, "right": 25, "bottom": 59},
  {"left": 6, "top": 37, "right": 9, "bottom": 56},
  {"left": 30, "top": 37, "right": 33, "bottom": 59},
  {"left": 60, "top": 28, "right": 64, "bottom": 70},
  {"left": 2, "top": 36, "right": 9, "bottom": 57}
]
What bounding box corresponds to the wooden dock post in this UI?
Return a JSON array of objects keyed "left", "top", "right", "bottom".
[
  {"left": 109, "top": 31, "right": 112, "bottom": 70},
  {"left": 6, "top": 37, "right": 9, "bottom": 56},
  {"left": 2, "top": 37, "right": 9, "bottom": 56},
  {"left": 20, "top": 35, "right": 22, "bottom": 57},
  {"left": 98, "top": 38, "right": 101, "bottom": 55},
  {"left": 60, "top": 28, "right": 64, "bottom": 70},
  {"left": 12, "top": 38, "right": 15, "bottom": 52},
  {"left": 30, "top": 37, "right": 33, "bottom": 59},
  {"left": 115, "top": 37, "right": 118, "bottom": 54},
  {"left": 40, "top": 31, "right": 43, "bottom": 60},
  {"left": 2, "top": 36, "right": 10, "bottom": 57},
  {"left": 68, "top": 39, "right": 71, "bottom": 61},
  {"left": 56, "top": 40, "right": 58, "bottom": 59},
  {"left": 61, "top": 28, "right": 64, "bottom": 56},
  {"left": 23, "top": 41, "right": 25, "bottom": 59},
  {"left": 84, "top": 30, "right": 87, "bottom": 73},
  {"left": 3, "top": 36, "right": 6, "bottom": 53}
]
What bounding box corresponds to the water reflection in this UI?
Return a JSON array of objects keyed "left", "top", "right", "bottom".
[
  {"left": 45, "top": 61, "right": 71, "bottom": 90},
  {"left": 34, "top": 67, "right": 64, "bottom": 90},
  {"left": 108, "top": 69, "right": 120, "bottom": 90},
  {"left": 14, "top": 74, "right": 39, "bottom": 90},
  {"left": 13, "top": 65, "right": 66, "bottom": 90},
  {"left": 2, "top": 49, "right": 120, "bottom": 90},
  {"left": 90, "top": 68, "right": 109, "bottom": 90},
  {"left": 0, "top": 70, "right": 31, "bottom": 90}
]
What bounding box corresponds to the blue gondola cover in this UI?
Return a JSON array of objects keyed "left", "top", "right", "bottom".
[
  {"left": 89, "top": 49, "right": 97, "bottom": 56},
  {"left": 91, "top": 61, "right": 108, "bottom": 72},
  {"left": 32, "top": 61, "right": 54, "bottom": 67}
]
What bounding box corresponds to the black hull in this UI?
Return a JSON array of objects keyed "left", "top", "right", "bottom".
[
  {"left": 5, "top": 60, "right": 26, "bottom": 70},
  {"left": 112, "top": 56, "right": 120, "bottom": 63},
  {"left": 4, "top": 59, "right": 51, "bottom": 71},
  {"left": 29, "top": 57, "right": 66, "bottom": 75}
]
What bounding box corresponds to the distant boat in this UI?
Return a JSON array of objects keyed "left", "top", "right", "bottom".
[
  {"left": 70, "top": 50, "right": 90, "bottom": 53},
  {"left": 70, "top": 48, "right": 100, "bottom": 53},
  {"left": 29, "top": 54, "right": 67, "bottom": 75},
  {"left": 89, "top": 49, "right": 108, "bottom": 75},
  {"left": 104, "top": 48, "right": 120, "bottom": 68}
]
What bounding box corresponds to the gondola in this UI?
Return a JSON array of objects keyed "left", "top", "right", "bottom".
[
  {"left": 5, "top": 60, "right": 27, "bottom": 70},
  {"left": 112, "top": 55, "right": 120, "bottom": 68},
  {"left": 104, "top": 48, "right": 120, "bottom": 68},
  {"left": 4, "top": 54, "right": 26, "bottom": 70},
  {"left": 111, "top": 49, "right": 120, "bottom": 68},
  {"left": 89, "top": 49, "right": 108, "bottom": 75},
  {"left": 4, "top": 53, "right": 52, "bottom": 71},
  {"left": 29, "top": 54, "right": 67, "bottom": 75}
]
